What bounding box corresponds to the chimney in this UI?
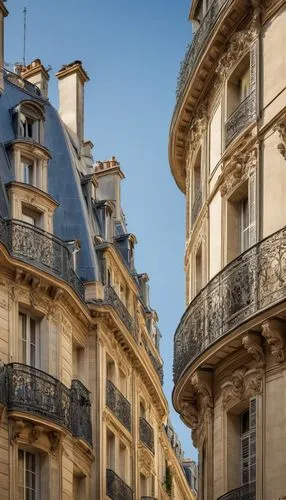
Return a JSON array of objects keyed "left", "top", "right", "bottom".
[
  {"left": 94, "top": 156, "right": 125, "bottom": 220},
  {"left": 0, "top": 1, "right": 8, "bottom": 94},
  {"left": 20, "top": 59, "right": 50, "bottom": 98},
  {"left": 56, "top": 61, "right": 89, "bottom": 145}
]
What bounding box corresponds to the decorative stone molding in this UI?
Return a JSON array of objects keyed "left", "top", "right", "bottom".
[
  {"left": 29, "top": 425, "right": 44, "bottom": 444},
  {"left": 138, "top": 444, "right": 154, "bottom": 477},
  {"left": 216, "top": 20, "right": 258, "bottom": 82},
  {"left": 274, "top": 116, "right": 286, "bottom": 160},
  {"left": 10, "top": 419, "right": 25, "bottom": 444},
  {"left": 48, "top": 431, "right": 61, "bottom": 454},
  {"left": 261, "top": 319, "right": 285, "bottom": 362},
  {"left": 191, "top": 370, "right": 213, "bottom": 415},
  {"left": 221, "top": 367, "right": 263, "bottom": 410},
  {"left": 220, "top": 145, "right": 257, "bottom": 197},
  {"left": 242, "top": 332, "right": 264, "bottom": 365},
  {"left": 180, "top": 399, "right": 198, "bottom": 429},
  {"left": 186, "top": 102, "right": 208, "bottom": 161}
]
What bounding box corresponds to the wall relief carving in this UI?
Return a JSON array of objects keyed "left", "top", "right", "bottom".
[
  {"left": 220, "top": 145, "right": 257, "bottom": 197},
  {"left": 221, "top": 367, "right": 263, "bottom": 410},
  {"left": 261, "top": 319, "right": 285, "bottom": 363},
  {"left": 242, "top": 332, "right": 264, "bottom": 365},
  {"left": 274, "top": 116, "right": 286, "bottom": 161}
]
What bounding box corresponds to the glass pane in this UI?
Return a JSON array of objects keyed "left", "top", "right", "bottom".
[{"left": 242, "top": 198, "right": 249, "bottom": 229}]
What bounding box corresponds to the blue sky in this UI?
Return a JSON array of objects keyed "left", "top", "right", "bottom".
[{"left": 5, "top": 0, "right": 195, "bottom": 458}]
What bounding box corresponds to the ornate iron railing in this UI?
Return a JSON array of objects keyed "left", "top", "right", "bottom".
[
  {"left": 217, "top": 483, "right": 256, "bottom": 500},
  {"left": 225, "top": 91, "right": 256, "bottom": 144},
  {"left": 106, "top": 379, "right": 131, "bottom": 432},
  {"left": 70, "top": 379, "right": 93, "bottom": 445},
  {"left": 176, "top": 0, "right": 229, "bottom": 102},
  {"left": 4, "top": 68, "right": 42, "bottom": 97},
  {"left": 191, "top": 189, "right": 202, "bottom": 227},
  {"left": 106, "top": 469, "right": 133, "bottom": 500},
  {"left": 0, "top": 218, "right": 85, "bottom": 300},
  {"left": 0, "top": 363, "right": 92, "bottom": 445},
  {"left": 174, "top": 226, "right": 286, "bottom": 383},
  {"left": 139, "top": 416, "right": 155, "bottom": 453},
  {"left": 144, "top": 342, "right": 164, "bottom": 384},
  {"left": 104, "top": 285, "right": 136, "bottom": 337}
]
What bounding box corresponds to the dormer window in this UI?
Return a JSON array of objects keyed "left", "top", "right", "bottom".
[
  {"left": 13, "top": 100, "right": 45, "bottom": 144},
  {"left": 22, "top": 159, "right": 34, "bottom": 185}
]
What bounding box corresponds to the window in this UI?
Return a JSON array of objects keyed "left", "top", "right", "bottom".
[
  {"left": 106, "top": 430, "right": 115, "bottom": 471},
  {"left": 119, "top": 441, "right": 127, "bottom": 481},
  {"left": 22, "top": 206, "right": 43, "bottom": 228},
  {"left": 140, "top": 473, "right": 148, "bottom": 496},
  {"left": 18, "top": 450, "right": 40, "bottom": 500},
  {"left": 72, "top": 343, "right": 85, "bottom": 381},
  {"left": 226, "top": 54, "right": 251, "bottom": 119},
  {"left": 22, "top": 159, "right": 34, "bottom": 185},
  {"left": 140, "top": 401, "right": 146, "bottom": 419},
  {"left": 226, "top": 176, "right": 256, "bottom": 262},
  {"left": 118, "top": 368, "right": 127, "bottom": 397},
  {"left": 241, "top": 399, "right": 256, "bottom": 487},
  {"left": 106, "top": 358, "right": 116, "bottom": 384},
  {"left": 19, "top": 312, "right": 40, "bottom": 367},
  {"left": 73, "top": 471, "right": 86, "bottom": 500}
]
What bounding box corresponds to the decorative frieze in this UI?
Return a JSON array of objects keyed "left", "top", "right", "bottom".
[
  {"left": 221, "top": 367, "right": 263, "bottom": 410},
  {"left": 186, "top": 103, "right": 208, "bottom": 162},
  {"left": 216, "top": 21, "right": 258, "bottom": 82},
  {"left": 220, "top": 145, "right": 257, "bottom": 197},
  {"left": 261, "top": 319, "right": 285, "bottom": 363}
]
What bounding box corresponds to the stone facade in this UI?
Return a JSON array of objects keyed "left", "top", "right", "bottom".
[
  {"left": 170, "top": 0, "right": 286, "bottom": 499},
  {"left": 0, "top": 2, "right": 195, "bottom": 499}
]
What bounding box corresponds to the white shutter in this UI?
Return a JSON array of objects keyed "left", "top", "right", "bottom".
[
  {"left": 249, "top": 397, "right": 257, "bottom": 484},
  {"left": 248, "top": 173, "right": 256, "bottom": 247}
]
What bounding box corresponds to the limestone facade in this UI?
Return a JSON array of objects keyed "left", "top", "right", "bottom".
[
  {"left": 0, "top": 2, "right": 194, "bottom": 499},
  {"left": 170, "top": 0, "right": 286, "bottom": 499}
]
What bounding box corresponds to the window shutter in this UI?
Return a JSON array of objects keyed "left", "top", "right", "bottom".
[
  {"left": 249, "top": 397, "right": 257, "bottom": 484},
  {"left": 49, "top": 321, "right": 58, "bottom": 378},
  {"left": 248, "top": 173, "right": 256, "bottom": 247},
  {"left": 241, "top": 436, "right": 250, "bottom": 485}
]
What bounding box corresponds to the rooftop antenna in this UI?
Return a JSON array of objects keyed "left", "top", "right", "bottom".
[{"left": 23, "top": 7, "right": 27, "bottom": 66}]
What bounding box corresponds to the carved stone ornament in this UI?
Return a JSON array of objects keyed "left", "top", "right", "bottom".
[
  {"left": 274, "top": 117, "right": 286, "bottom": 160},
  {"left": 216, "top": 20, "right": 258, "bottom": 82},
  {"left": 10, "top": 419, "right": 26, "bottom": 444},
  {"left": 29, "top": 425, "right": 44, "bottom": 444},
  {"left": 221, "top": 367, "right": 263, "bottom": 410},
  {"left": 186, "top": 102, "right": 208, "bottom": 161},
  {"left": 220, "top": 146, "right": 257, "bottom": 197},
  {"left": 180, "top": 399, "right": 198, "bottom": 429},
  {"left": 261, "top": 319, "right": 285, "bottom": 362},
  {"left": 48, "top": 431, "right": 61, "bottom": 454},
  {"left": 138, "top": 444, "right": 154, "bottom": 476},
  {"left": 242, "top": 332, "right": 264, "bottom": 365},
  {"left": 191, "top": 370, "right": 213, "bottom": 415}
]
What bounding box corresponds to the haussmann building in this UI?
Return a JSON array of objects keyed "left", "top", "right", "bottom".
[
  {"left": 0, "top": 1, "right": 196, "bottom": 499},
  {"left": 170, "top": 0, "right": 286, "bottom": 499}
]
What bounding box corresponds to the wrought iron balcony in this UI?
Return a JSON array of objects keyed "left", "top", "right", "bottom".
[
  {"left": 217, "top": 483, "right": 256, "bottom": 500},
  {"left": 174, "top": 226, "right": 286, "bottom": 383},
  {"left": 139, "top": 416, "right": 155, "bottom": 453},
  {"left": 0, "top": 363, "right": 92, "bottom": 445},
  {"left": 176, "top": 0, "right": 228, "bottom": 102},
  {"left": 0, "top": 218, "right": 85, "bottom": 300},
  {"left": 106, "top": 469, "right": 133, "bottom": 500},
  {"left": 104, "top": 285, "right": 136, "bottom": 338},
  {"left": 106, "top": 379, "right": 131, "bottom": 432},
  {"left": 70, "top": 379, "right": 93, "bottom": 446},
  {"left": 144, "top": 342, "right": 164, "bottom": 385},
  {"left": 4, "top": 68, "right": 42, "bottom": 97},
  {"left": 191, "top": 189, "right": 202, "bottom": 227},
  {"left": 141, "top": 497, "right": 157, "bottom": 499},
  {"left": 225, "top": 91, "right": 256, "bottom": 144}
]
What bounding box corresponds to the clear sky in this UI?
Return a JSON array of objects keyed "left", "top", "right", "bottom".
[{"left": 5, "top": 0, "right": 196, "bottom": 458}]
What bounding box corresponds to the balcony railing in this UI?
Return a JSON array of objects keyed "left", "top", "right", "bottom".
[
  {"left": 217, "top": 483, "right": 256, "bottom": 500},
  {"left": 106, "top": 469, "right": 133, "bottom": 500},
  {"left": 139, "top": 416, "right": 155, "bottom": 453},
  {"left": 191, "top": 189, "right": 202, "bottom": 227},
  {"left": 4, "top": 68, "right": 42, "bottom": 97},
  {"left": 144, "top": 342, "right": 164, "bottom": 384},
  {"left": 225, "top": 91, "right": 256, "bottom": 144},
  {"left": 70, "top": 379, "right": 93, "bottom": 445},
  {"left": 0, "top": 363, "right": 92, "bottom": 445},
  {"left": 141, "top": 497, "right": 157, "bottom": 499},
  {"left": 0, "top": 218, "right": 85, "bottom": 301},
  {"left": 104, "top": 285, "right": 136, "bottom": 338},
  {"left": 176, "top": 0, "right": 229, "bottom": 102},
  {"left": 106, "top": 379, "right": 131, "bottom": 432},
  {"left": 174, "top": 226, "right": 286, "bottom": 383}
]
